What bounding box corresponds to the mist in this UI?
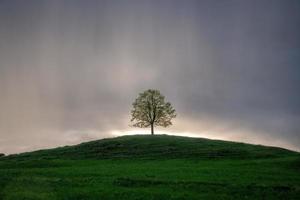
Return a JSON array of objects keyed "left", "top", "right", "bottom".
[{"left": 0, "top": 0, "right": 299, "bottom": 154}]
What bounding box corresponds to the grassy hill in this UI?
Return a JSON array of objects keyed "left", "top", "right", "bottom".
[
  {"left": 0, "top": 135, "right": 299, "bottom": 199},
  {"left": 3, "top": 134, "right": 297, "bottom": 160}
]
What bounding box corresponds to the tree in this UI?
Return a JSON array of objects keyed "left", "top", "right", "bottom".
[{"left": 130, "top": 89, "right": 176, "bottom": 135}]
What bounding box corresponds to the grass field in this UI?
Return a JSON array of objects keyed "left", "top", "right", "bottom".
[{"left": 0, "top": 135, "right": 299, "bottom": 199}]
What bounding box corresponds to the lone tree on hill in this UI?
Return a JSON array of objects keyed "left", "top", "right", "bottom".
[{"left": 130, "top": 89, "right": 176, "bottom": 135}]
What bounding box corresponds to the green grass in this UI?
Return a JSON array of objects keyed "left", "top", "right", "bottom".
[{"left": 0, "top": 135, "right": 299, "bottom": 199}]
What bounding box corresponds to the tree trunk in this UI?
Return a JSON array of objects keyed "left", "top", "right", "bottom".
[{"left": 151, "top": 123, "right": 154, "bottom": 135}]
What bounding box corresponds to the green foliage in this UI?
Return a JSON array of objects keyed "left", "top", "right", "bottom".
[
  {"left": 130, "top": 89, "right": 176, "bottom": 134},
  {"left": 0, "top": 136, "right": 299, "bottom": 199},
  {"left": 2, "top": 135, "right": 297, "bottom": 161},
  {"left": 0, "top": 155, "right": 299, "bottom": 199}
]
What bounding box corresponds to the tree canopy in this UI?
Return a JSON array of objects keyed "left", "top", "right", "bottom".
[{"left": 130, "top": 89, "right": 176, "bottom": 135}]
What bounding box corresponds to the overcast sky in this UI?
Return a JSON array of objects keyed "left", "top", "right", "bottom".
[{"left": 0, "top": 0, "right": 299, "bottom": 154}]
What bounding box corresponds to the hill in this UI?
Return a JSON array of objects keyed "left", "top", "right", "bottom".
[
  {"left": 2, "top": 135, "right": 298, "bottom": 161},
  {"left": 0, "top": 135, "right": 299, "bottom": 200}
]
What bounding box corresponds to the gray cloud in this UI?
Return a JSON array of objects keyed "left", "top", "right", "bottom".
[{"left": 0, "top": 0, "right": 299, "bottom": 154}]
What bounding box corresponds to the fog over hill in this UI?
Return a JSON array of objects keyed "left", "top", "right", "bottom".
[{"left": 0, "top": 0, "right": 299, "bottom": 154}]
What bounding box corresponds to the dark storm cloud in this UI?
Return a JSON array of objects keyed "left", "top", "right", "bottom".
[{"left": 0, "top": 0, "right": 299, "bottom": 154}]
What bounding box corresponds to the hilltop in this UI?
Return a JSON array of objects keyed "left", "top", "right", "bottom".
[
  {"left": 3, "top": 134, "right": 298, "bottom": 161},
  {"left": 0, "top": 134, "right": 299, "bottom": 199}
]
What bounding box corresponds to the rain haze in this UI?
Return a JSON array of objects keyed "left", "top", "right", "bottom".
[{"left": 0, "top": 0, "right": 299, "bottom": 154}]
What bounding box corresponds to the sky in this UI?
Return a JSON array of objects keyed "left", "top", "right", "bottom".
[{"left": 0, "top": 0, "right": 299, "bottom": 154}]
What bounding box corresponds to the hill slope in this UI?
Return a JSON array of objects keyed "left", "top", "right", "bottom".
[
  {"left": 3, "top": 134, "right": 298, "bottom": 160},
  {"left": 0, "top": 135, "right": 299, "bottom": 199}
]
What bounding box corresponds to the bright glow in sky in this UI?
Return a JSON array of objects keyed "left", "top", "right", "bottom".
[{"left": 0, "top": 0, "right": 299, "bottom": 154}]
